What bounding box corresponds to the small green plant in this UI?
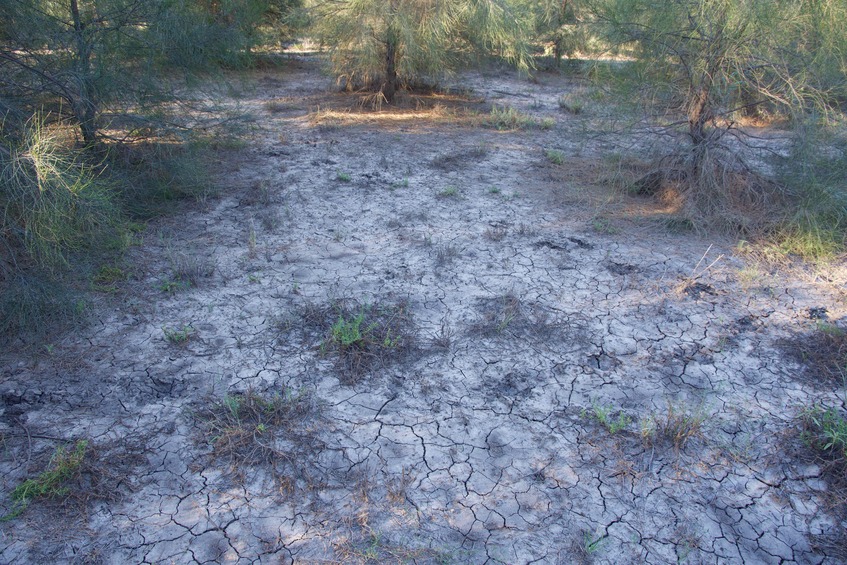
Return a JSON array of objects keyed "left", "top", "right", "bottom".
[
  {"left": 159, "top": 278, "right": 191, "bottom": 293},
  {"left": 163, "top": 325, "right": 193, "bottom": 344},
  {"left": 592, "top": 217, "right": 620, "bottom": 235},
  {"left": 2, "top": 440, "right": 88, "bottom": 521},
  {"left": 544, "top": 149, "right": 565, "bottom": 165},
  {"left": 584, "top": 531, "right": 607, "bottom": 554},
  {"left": 330, "top": 310, "right": 371, "bottom": 349},
  {"left": 337, "top": 172, "right": 352, "bottom": 182},
  {"left": 391, "top": 177, "right": 409, "bottom": 190},
  {"left": 802, "top": 406, "right": 847, "bottom": 458},
  {"left": 589, "top": 403, "right": 632, "bottom": 434},
  {"left": 539, "top": 117, "right": 556, "bottom": 130},
  {"left": 438, "top": 186, "right": 460, "bottom": 198},
  {"left": 92, "top": 264, "right": 128, "bottom": 292},
  {"left": 488, "top": 186, "right": 501, "bottom": 194}
]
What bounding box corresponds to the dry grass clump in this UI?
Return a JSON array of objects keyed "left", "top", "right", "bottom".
[
  {"left": 483, "top": 105, "right": 554, "bottom": 131},
  {"left": 280, "top": 299, "right": 417, "bottom": 383},
  {"left": 641, "top": 404, "right": 707, "bottom": 451},
  {"left": 430, "top": 144, "right": 488, "bottom": 170},
  {"left": 473, "top": 293, "right": 568, "bottom": 340},
  {"left": 783, "top": 322, "right": 847, "bottom": 385},
  {"left": 320, "top": 301, "right": 417, "bottom": 383},
  {"left": 195, "top": 387, "right": 322, "bottom": 485}
]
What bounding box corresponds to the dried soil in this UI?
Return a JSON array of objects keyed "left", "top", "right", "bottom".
[{"left": 2, "top": 55, "right": 846, "bottom": 564}]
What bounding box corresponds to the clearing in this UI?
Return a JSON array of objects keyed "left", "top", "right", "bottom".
[{"left": 1, "top": 55, "right": 846, "bottom": 564}]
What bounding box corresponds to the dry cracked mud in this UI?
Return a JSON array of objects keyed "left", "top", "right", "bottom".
[{"left": 2, "top": 55, "right": 846, "bottom": 564}]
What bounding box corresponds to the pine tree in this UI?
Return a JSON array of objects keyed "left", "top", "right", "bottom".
[
  {"left": 0, "top": 0, "right": 298, "bottom": 145},
  {"left": 309, "top": 0, "right": 533, "bottom": 103},
  {"left": 592, "top": 0, "right": 846, "bottom": 229}
]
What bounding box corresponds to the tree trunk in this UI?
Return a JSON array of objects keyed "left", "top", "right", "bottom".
[
  {"left": 70, "top": 0, "right": 97, "bottom": 146},
  {"left": 688, "top": 86, "right": 710, "bottom": 147},
  {"left": 688, "top": 84, "right": 711, "bottom": 179},
  {"left": 382, "top": 34, "right": 398, "bottom": 103},
  {"left": 554, "top": 0, "right": 570, "bottom": 67}
]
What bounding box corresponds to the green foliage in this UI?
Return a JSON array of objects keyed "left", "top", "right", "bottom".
[
  {"left": 92, "top": 264, "right": 129, "bottom": 292},
  {"left": 596, "top": 0, "right": 844, "bottom": 121},
  {"left": 516, "top": 0, "right": 592, "bottom": 67},
  {"left": 2, "top": 441, "right": 89, "bottom": 521},
  {"left": 163, "top": 325, "right": 194, "bottom": 343},
  {"left": 159, "top": 279, "right": 191, "bottom": 293},
  {"left": 0, "top": 118, "right": 123, "bottom": 270},
  {"left": 309, "top": 0, "right": 532, "bottom": 101},
  {"left": 330, "top": 310, "right": 371, "bottom": 348},
  {"left": 438, "top": 186, "right": 460, "bottom": 198},
  {"left": 773, "top": 130, "right": 847, "bottom": 260},
  {"left": 545, "top": 148, "right": 565, "bottom": 165},
  {"left": 588, "top": 403, "right": 631, "bottom": 434},
  {"left": 803, "top": 407, "right": 847, "bottom": 459},
  {"left": 0, "top": 0, "right": 298, "bottom": 143},
  {"left": 591, "top": 0, "right": 847, "bottom": 235},
  {"left": 485, "top": 106, "right": 545, "bottom": 130}
]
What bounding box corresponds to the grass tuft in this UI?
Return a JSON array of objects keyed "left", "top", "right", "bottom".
[
  {"left": 589, "top": 403, "right": 631, "bottom": 434},
  {"left": 641, "top": 404, "right": 706, "bottom": 451},
  {"left": 2, "top": 440, "right": 88, "bottom": 521},
  {"left": 545, "top": 148, "right": 565, "bottom": 165},
  {"left": 800, "top": 405, "right": 847, "bottom": 520},
  {"left": 319, "top": 302, "right": 414, "bottom": 382},
  {"left": 771, "top": 132, "right": 847, "bottom": 261},
  {"left": 196, "top": 387, "right": 322, "bottom": 486},
  {"left": 484, "top": 106, "right": 549, "bottom": 131}
]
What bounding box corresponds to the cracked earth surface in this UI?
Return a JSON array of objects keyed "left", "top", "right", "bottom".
[{"left": 2, "top": 57, "right": 846, "bottom": 564}]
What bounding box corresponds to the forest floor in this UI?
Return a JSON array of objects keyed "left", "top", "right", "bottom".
[{"left": 2, "top": 54, "right": 846, "bottom": 564}]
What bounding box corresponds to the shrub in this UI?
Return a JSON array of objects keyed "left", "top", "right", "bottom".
[{"left": 0, "top": 118, "right": 121, "bottom": 270}]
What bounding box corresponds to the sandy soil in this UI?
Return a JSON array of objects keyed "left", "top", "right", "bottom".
[{"left": 1, "top": 55, "right": 846, "bottom": 564}]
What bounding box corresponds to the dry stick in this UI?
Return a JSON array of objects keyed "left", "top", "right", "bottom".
[{"left": 688, "top": 244, "right": 725, "bottom": 282}]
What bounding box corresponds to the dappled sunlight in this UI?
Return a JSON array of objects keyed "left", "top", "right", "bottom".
[{"left": 304, "top": 104, "right": 482, "bottom": 130}]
